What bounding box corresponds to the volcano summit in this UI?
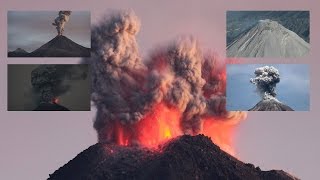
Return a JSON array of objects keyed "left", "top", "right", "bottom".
[
  {"left": 48, "top": 135, "right": 299, "bottom": 180},
  {"left": 8, "top": 35, "right": 90, "bottom": 57},
  {"left": 249, "top": 97, "right": 294, "bottom": 111},
  {"left": 227, "top": 19, "right": 310, "bottom": 58}
]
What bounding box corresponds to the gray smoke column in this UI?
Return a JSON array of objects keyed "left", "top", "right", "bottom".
[
  {"left": 31, "top": 65, "right": 87, "bottom": 103},
  {"left": 52, "top": 11, "right": 72, "bottom": 36},
  {"left": 90, "top": 10, "right": 246, "bottom": 143},
  {"left": 250, "top": 66, "right": 280, "bottom": 99}
]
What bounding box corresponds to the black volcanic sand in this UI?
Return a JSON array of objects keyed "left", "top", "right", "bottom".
[
  {"left": 8, "top": 36, "right": 90, "bottom": 57},
  {"left": 249, "top": 99, "right": 294, "bottom": 111},
  {"left": 48, "top": 135, "right": 299, "bottom": 180}
]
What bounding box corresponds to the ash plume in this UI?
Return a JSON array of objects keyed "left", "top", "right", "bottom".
[
  {"left": 90, "top": 10, "right": 246, "bottom": 143},
  {"left": 250, "top": 66, "right": 280, "bottom": 99},
  {"left": 31, "top": 65, "right": 87, "bottom": 103},
  {"left": 52, "top": 11, "right": 72, "bottom": 36}
]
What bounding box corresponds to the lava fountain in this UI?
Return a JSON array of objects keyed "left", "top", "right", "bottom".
[{"left": 89, "top": 10, "right": 247, "bottom": 156}]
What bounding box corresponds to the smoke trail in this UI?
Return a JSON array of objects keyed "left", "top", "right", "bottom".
[
  {"left": 90, "top": 10, "right": 246, "bottom": 144},
  {"left": 52, "top": 11, "right": 72, "bottom": 36},
  {"left": 31, "top": 65, "right": 87, "bottom": 103},
  {"left": 250, "top": 66, "right": 280, "bottom": 99}
]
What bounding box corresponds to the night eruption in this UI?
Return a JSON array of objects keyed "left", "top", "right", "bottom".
[
  {"left": 52, "top": 11, "right": 72, "bottom": 36},
  {"left": 249, "top": 66, "right": 294, "bottom": 111},
  {"left": 31, "top": 64, "right": 87, "bottom": 111},
  {"left": 89, "top": 10, "right": 246, "bottom": 155}
]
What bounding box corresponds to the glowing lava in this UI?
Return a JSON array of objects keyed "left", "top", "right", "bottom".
[
  {"left": 52, "top": 98, "right": 59, "bottom": 104},
  {"left": 137, "top": 103, "right": 182, "bottom": 147},
  {"left": 112, "top": 102, "right": 244, "bottom": 156},
  {"left": 114, "top": 103, "right": 182, "bottom": 147}
]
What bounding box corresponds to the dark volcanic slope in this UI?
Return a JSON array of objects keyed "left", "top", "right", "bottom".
[
  {"left": 249, "top": 99, "right": 294, "bottom": 111},
  {"left": 28, "top": 36, "right": 90, "bottom": 57},
  {"left": 33, "top": 103, "right": 70, "bottom": 111},
  {"left": 48, "top": 135, "right": 298, "bottom": 180}
]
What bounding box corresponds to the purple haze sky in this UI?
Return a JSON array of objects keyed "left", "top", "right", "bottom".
[{"left": 1, "top": 0, "right": 320, "bottom": 180}]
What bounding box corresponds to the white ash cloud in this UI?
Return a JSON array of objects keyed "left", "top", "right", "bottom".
[
  {"left": 52, "top": 11, "right": 72, "bottom": 36},
  {"left": 250, "top": 65, "right": 280, "bottom": 99}
]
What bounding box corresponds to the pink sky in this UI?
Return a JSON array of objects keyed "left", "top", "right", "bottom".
[{"left": 1, "top": 0, "right": 319, "bottom": 180}]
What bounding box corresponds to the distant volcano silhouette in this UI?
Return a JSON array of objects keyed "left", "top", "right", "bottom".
[
  {"left": 8, "top": 35, "right": 90, "bottom": 57},
  {"left": 8, "top": 48, "right": 29, "bottom": 57}
]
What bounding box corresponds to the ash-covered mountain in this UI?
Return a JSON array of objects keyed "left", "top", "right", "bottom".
[
  {"left": 227, "top": 19, "right": 310, "bottom": 57},
  {"left": 48, "top": 135, "right": 299, "bottom": 180},
  {"left": 227, "top": 11, "right": 309, "bottom": 45},
  {"left": 8, "top": 35, "right": 90, "bottom": 57}
]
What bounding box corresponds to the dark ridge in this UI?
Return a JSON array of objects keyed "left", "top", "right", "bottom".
[
  {"left": 8, "top": 48, "right": 29, "bottom": 57},
  {"left": 249, "top": 99, "right": 294, "bottom": 111},
  {"left": 48, "top": 135, "right": 298, "bottom": 180},
  {"left": 33, "top": 102, "right": 70, "bottom": 111}
]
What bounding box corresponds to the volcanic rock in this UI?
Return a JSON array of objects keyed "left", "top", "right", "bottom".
[
  {"left": 227, "top": 19, "right": 310, "bottom": 57},
  {"left": 249, "top": 98, "right": 294, "bottom": 111},
  {"left": 48, "top": 135, "right": 299, "bottom": 180}
]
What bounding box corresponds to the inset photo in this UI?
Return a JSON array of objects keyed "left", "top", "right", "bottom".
[
  {"left": 227, "top": 64, "right": 309, "bottom": 111},
  {"left": 226, "top": 11, "right": 310, "bottom": 58},
  {"left": 8, "top": 11, "right": 91, "bottom": 57},
  {"left": 8, "top": 64, "right": 90, "bottom": 111}
]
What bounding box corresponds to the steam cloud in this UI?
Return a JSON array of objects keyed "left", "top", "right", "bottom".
[
  {"left": 52, "top": 11, "right": 72, "bottom": 36},
  {"left": 250, "top": 66, "right": 280, "bottom": 99},
  {"left": 90, "top": 10, "right": 246, "bottom": 142},
  {"left": 31, "top": 65, "right": 87, "bottom": 103}
]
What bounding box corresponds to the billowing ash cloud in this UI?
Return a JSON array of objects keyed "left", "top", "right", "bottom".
[
  {"left": 31, "top": 65, "right": 87, "bottom": 103},
  {"left": 52, "top": 11, "right": 72, "bottom": 36},
  {"left": 250, "top": 66, "right": 280, "bottom": 99},
  {"left": 90, "top": 10, "right": 245, "bottom": 142}
]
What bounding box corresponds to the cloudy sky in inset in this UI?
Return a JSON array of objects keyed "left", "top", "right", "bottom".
[{"left": 8, "top": 11, "right": 90, "bottom": 52}]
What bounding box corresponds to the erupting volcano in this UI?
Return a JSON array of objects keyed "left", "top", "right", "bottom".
[
  {"left": 8, "top": 11, "right": 90, "bottom": 57},
  {"left": 88, "top": 10, "right": 246, "bottom": 155},
  {"left": 249, "top": 66, "right": 294, "bottom": 111},
  {"left": 49, "top": 10, "right": 299, "bottom": 179},
  {"left": 31, "top": 65, "right": 87, "bottom": 111}
]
